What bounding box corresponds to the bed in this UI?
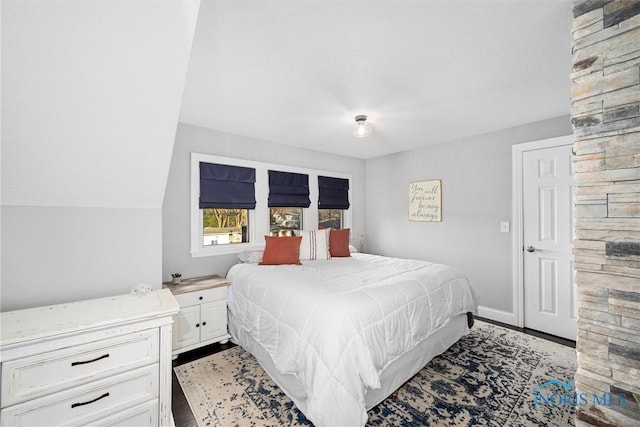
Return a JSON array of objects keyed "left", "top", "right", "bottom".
[{"left": 226, "top": 252, "right": 479, "bottom": 426}]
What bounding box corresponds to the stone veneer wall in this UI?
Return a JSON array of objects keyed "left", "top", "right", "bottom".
[{"left": 571, "top": 1, "right": 640, "bottom": 426}]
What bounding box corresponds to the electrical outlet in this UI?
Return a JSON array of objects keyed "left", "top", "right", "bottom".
[{"left": 501, "top": 221, "right": 510, "bottom": 233}]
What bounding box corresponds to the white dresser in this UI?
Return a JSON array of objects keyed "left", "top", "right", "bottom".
[
  {"left": 0, "top": 289, "right": 179, "bottom": 426},
  {"left": 163, "top": 275, "right": 231, "bottom": 358}
]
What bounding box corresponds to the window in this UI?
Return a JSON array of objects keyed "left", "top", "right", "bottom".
[
  {"left": 191, "top": 153, "right": 352, "bottom": 257},
  {"left": 267, "top": 170, "right": 310, "bottom": 236},
  {"left": 270, "top": 207, "right": 302, "bottom": 236},
  {"left": 318, "top": 209, "right": 343, "bottom": 229},
  {"left": 318, "top": 176, "right": 350, "bottom": 229},
  {"left": 203, "top": 208, "right": 249, "bottom": 245},
  {"left": 193, "top": 158, "right": 257, "bottom": 255}
]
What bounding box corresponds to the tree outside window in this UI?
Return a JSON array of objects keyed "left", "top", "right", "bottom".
[
  {"left": 202, "top": 208, "right": 248, "bottom": 245},
  {"left": 269, "top": 208, "right": 302, "bottom": 236},
  {"left": 318, "top": 209, "right": 343, "bottom": 229}
]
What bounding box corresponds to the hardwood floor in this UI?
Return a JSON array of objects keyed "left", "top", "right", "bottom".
[
  {"left": 171, "top": 320, "right": 576, "bottom": 426},
  {"left": 474, "top": 316, "right": 577, "bottom": 348}
]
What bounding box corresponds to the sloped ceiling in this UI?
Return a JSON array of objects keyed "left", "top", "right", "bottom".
[
  {"left": 180, "top": 0, "right": 573, "bottom": 159},
  {"left": 2, "top": 0, "right": 200, "bottom": 208}
]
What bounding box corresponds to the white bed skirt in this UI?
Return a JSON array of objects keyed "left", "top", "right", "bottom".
[{"left": 229, "top": 310, "right": 470, "bottom": 423}]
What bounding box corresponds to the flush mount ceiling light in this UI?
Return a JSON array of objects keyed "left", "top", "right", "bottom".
[{"left": 353, "top": 115, "right": 372, "bottom": 138}]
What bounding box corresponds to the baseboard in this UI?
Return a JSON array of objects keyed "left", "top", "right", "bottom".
[{"left": 477, "top": 306, "right": 516, "bottom": 326}]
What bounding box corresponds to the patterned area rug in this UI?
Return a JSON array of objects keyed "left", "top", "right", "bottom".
[{"left": 174, "top": 321, "right": 577, "bottom": 426}]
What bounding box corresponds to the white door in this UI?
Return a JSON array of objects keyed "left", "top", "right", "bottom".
[{"left": 523, "top": 144, "right": 576, "bottom": 340}]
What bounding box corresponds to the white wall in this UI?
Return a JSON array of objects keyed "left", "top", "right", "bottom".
[
  {"left": 1, "top": 207, "right": 161, "bottom": 311},
  {"left": 1, "top": 1, "right": 200, "bottom": 311},
  {"left": 364, "top": 116, "right": 572, "bottom": 322},
  {"left": 163, "top": 123, "right": 366, "bottom": 281}
]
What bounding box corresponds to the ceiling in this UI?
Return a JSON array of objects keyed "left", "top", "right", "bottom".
[
  {"left": 179, "top": 0, "right": 574, "bottom": 160},
  {"left": 1, "top": 0, "right": 574, "bottom": 209}
]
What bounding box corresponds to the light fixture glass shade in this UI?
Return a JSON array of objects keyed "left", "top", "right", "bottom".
[{"left": 353, "top": 115, "right": 372, "bottom": 138}]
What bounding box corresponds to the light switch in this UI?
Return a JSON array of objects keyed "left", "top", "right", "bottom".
[{"left": 501, "top": 221, "right": 510, "bottom": 233}]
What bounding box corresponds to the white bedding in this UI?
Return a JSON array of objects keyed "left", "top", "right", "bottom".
[{"left": 226, "top": 253, "right": 479, "bottom": 426}]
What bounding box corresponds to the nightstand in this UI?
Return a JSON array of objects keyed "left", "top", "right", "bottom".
[{"left": 163, "top": 275, "right": 231, "bottom": 359}]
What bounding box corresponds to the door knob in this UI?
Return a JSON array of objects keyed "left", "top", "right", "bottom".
[{"left": 526, "top": 246, "right": 536, "bottom": 253}]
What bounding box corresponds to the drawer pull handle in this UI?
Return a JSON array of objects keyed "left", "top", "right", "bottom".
[
  {"left": 71, "top": 392, "right": 110, "bottom": 408},
  {"left": 71, "top": 353, "right": 110, "bottom": 366},
  {"left": 199, "top": 296, "right": 203, "bottom": 300}
]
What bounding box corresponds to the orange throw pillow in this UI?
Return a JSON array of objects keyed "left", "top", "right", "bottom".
[
  {"left": 259, "top": 236, "right": 303, "bottom": 265},
  {"left": 329, "top": 228, "right": 351, "bottom": 257}
]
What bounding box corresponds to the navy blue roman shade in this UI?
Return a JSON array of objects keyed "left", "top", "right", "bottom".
[
  {"left": 318, "top": 176, "right": 350, "bottom": 209},
  {"left": 268, "top": 170, "right": 311, "bottom": 208},
  {"left": 199, "top": 162, "right": 256, "bottom": 209}
]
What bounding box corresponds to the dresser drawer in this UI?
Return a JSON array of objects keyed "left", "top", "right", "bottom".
[
  {"left": 2, "top": 329, "right": 159, "bottom": 406},
  {"left": 99, "top": 400, "right": 158, "bottom": 426},
  {"left": 174, "top": 285, "right": 227, "bottom": 307},
  {"left": 0, "top": 364, "right": 159, "bottom": 426}
]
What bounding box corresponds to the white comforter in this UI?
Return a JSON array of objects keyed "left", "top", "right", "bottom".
[{"left": 226, "top": 253, "right": 479, "bottom": 426}]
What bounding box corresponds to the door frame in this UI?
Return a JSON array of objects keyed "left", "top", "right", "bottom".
[{"left": 511, "top": 134, "right": 573, "bottom": 328}]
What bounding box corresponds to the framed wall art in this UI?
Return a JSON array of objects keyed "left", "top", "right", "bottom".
[{"left": 408, "top": 179, "right": 441, "bottom": 222}]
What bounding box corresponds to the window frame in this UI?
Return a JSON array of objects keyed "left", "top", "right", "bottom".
[{"left": 190, "top": 152, "right": 352, "bottom": 258}]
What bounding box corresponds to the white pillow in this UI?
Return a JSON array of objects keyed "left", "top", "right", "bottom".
[
  {"left": 298, "top": 229, "right": 331, "bottom": 260},
  {"left": 238, "top": 250, "right": 264, "bottom": 264}
]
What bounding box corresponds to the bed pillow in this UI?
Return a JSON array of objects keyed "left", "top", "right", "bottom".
[
  {"left": 238, "top": 250, "right": 264, "bottom": 264},
  {"left": 330, "top": 228, "right": 351, "bottom": 257},
  {"left": 298, "top": 229, "right": 331, "bottom": 260},
  {"left": 259, "top": 236, "right": 302, "bottom": 265}
]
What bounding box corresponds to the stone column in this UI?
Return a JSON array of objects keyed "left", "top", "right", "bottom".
[{"left": 571, "top": 1, "right": 640, "bottom": 425}]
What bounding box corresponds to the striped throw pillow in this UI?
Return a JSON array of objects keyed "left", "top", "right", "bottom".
[{"left": 298, "top": 229, "right": 331, "bottom": 260}]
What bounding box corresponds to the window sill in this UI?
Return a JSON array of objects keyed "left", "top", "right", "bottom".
[{"left": 190, "top": 243, "right": 263, "bottom": 258}]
